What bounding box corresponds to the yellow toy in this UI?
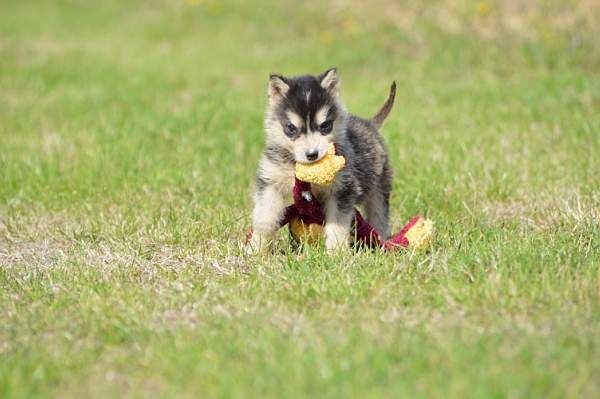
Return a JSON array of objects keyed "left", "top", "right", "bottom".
[{"left": 295, "top": 143, "right": 346, "bottom": 186}]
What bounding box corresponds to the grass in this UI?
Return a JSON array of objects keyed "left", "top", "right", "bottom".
[{"left": 1, "top": 0, "right": 599, "bottom": 397}]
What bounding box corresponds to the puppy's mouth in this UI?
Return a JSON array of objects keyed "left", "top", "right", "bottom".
[{"left": 297, "top": 152, "right": 326, "bottom": 164}]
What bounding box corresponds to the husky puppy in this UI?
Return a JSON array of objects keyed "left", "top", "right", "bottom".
[{"left": 249, "top": 68, "right": 396, "bottom": 252}]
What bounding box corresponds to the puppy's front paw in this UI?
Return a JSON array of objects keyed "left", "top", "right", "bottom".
[
  {"left": 324, "top": 223, "right": 350, "bottom": 253},
  {"left": 245, "top": 232, "right": 269, "bottom": 255}
]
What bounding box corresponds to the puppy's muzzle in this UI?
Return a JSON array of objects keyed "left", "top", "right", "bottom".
[{"left": 305, "top": 149, "right": 319, "bottom": 161}]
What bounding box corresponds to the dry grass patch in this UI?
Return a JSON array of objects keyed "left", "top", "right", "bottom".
[{"left": 482, "top": 189, "right": 600, "bottom": 231}]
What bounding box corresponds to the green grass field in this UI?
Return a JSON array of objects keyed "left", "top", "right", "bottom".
[{"left": 1, "top": 0, "right": 599, "bottom": 397}]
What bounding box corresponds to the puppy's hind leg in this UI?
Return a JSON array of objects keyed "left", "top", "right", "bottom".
[
  {"left": 364, "top": 166, "right": 392, "bottom": 239},
  {"left": 363, "top": 188, "right": 390, "bottom": 239}
]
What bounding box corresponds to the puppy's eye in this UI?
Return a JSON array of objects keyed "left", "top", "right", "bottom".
[
  {"left": 284, "top": 123, "right": 297, "bottom": 137},
  {"left": 319, "top": 120, "right": 333, "bottom": 133}
]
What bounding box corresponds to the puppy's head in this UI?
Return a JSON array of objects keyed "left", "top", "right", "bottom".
[{"left": 264, "top": 68, "right": 346, "bottom": 164}]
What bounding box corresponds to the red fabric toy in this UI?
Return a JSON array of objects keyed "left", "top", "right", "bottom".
[
  {"left": 281, "top": 177, "right": 433, "bottom": 250},
  {"left": 247, "top": 143, "right": 434, "bottom": 251}
]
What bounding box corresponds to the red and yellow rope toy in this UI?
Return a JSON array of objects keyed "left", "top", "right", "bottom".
[{"left": 249, "top": 143, "right": 434, "bottom": 250}]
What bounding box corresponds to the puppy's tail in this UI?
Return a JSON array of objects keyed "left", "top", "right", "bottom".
[{"left": 371, "top": 81, "right": 396, "bottom": 129}]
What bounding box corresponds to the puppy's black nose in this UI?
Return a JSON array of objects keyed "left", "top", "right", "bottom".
[{"left": 306, "top": 149, "right": 319, "bottom": 161}]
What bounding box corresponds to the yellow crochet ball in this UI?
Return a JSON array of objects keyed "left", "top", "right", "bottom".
[
  {"left": 295, "top": 142, "right": 345, "bottom": 186},
  {"left": 289, "top": 218, "right": 324, "bottom": 246},
  {"left": 404, "top": 217, "right": 435, "bottom": 250}
]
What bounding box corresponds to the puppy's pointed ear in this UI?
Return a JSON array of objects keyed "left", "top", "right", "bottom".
[
  {"left": 319, "top": 67, "right": 339, "bottom": 96},
  {"left": 268, "top": 74, "right": 289, "bottom": 101}
]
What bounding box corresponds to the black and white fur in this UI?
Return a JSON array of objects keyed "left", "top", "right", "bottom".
[{"left": 249, "top": 68, "right": 396, "bottom": 252}]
